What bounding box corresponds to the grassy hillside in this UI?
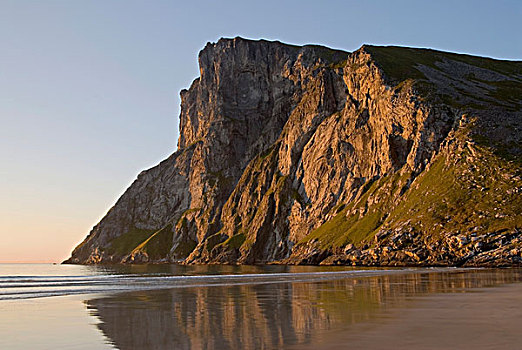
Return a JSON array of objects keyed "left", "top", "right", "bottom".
[{"left": 300, "top": 129, "right": 521, "bottom": 253}]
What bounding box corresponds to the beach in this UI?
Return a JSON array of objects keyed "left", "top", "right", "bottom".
[{"left": 1, "top": 265, "right": 520, "bottom": 349}]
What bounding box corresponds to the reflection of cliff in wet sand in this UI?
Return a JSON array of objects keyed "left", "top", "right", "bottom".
[{"left": 86, "top": 269, "right": 522, "bottom": 350}]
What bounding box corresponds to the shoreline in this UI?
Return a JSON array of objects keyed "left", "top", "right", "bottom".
[
  {"left": 2, "top": 266, "right": 521, "bottom": 349},
  {"left": 2, "top": 266, "right": 472, "bottom": 301},
  {"left": 61, "top": 260, "right": 522, "bottom": 267}
]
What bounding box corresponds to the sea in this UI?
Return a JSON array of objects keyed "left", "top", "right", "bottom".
[{"left": 1, "top": 264, "right": 521, "bottom": 349}]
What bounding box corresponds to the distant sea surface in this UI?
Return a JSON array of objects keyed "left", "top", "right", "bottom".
[{"left": 1, "top": 264, "right": 521, "bottom": 349}]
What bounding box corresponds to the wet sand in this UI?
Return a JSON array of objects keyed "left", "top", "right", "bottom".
[
  {"left": 2, "top": 265, "right": 521, "bottom": 349},
  {"left": 299, "top": 282, "right": 522, "bottom": 350}
]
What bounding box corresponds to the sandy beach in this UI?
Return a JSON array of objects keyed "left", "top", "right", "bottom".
[
  {"left": 1, "top": 265, "right": 521, "bottom": 349},
  {"left": 294, "top": 282, "right": 522, "bottom": 350}
]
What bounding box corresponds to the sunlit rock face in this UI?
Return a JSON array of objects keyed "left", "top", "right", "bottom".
[{"left": 65, "top": 37, "right": 522, "bottom": 266}]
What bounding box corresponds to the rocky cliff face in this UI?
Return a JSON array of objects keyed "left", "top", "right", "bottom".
[{"left": 65, "top": 37, "right": 522, "bottom": 266}]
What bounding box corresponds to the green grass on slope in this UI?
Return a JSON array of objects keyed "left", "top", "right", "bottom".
[
  {"left": 215, "top": 232, "right": 247, "bottom": 250},
  {"left": 132, "top": 224, "right": 174, "bottom": 259},
  {"left": 302, "top": 171, "right": 411, "bottom": 249},
  {"left": 172, "top": 238, "right": 198, "bottom": 258},
  {"left": 386, "top": 146, "right": 522, "bottom": 239},
  {"left": 364, "top": 45, "right": 522, "bottom": 84},
  {"left": 106, "top": 227, "right": 156, "bottom": 256},
  {"left": 301, "top": 141, "right": 521, "bottom": 250},
  {"left": 364, "top": 45, "right": 522, "bottom": 110},
  {"left": 304, "top": 44, "right": 350, "bottom": 66},
  {"left": 363, "top": 46, "right": 441, "bottom": 82}
]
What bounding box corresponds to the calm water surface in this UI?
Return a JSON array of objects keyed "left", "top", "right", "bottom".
[{"left": 0, "top": 264, "right": 521, "bottom": 349}]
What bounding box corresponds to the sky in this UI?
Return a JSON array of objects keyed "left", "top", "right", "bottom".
[{"left": 1, "top": 0, "right": 521, "bottom": 263}]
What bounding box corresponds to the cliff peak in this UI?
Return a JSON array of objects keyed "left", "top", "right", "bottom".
[{"left": 65, "top": 39, "right": 522, "bottom": 267}]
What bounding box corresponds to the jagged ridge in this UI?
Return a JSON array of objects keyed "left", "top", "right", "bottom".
[{"left": 65, "top": 37, "right": 522, "bottom": 266}]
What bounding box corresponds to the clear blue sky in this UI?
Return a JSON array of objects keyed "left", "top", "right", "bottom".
[{"left": 1, "top": 0, "right": 521, "bottom": 262}]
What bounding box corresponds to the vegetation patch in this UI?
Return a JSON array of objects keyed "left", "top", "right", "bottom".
[
  {"left": 486, "top": 80, "right": 522, "bottom": 108},
  {"left": 290, "top": 188, "right": 307, "bottom": 206},
  {"left": 132, "top": 224, "right": 175, "bottom": 259},
  {"left": 176, "top": 208, "right": 201, "bottom": 227},
  {"left": 364, "top": 45, "right": 442, "bottom": 82},
  {"left": 302, "top": 173, "right": 402, "bottom": 249},
  {"left": 204, "top": 233, "right": 228, "bottom": 252},
  {"left": 217, "top": 233, "right": 247, "bottom": 250},
  {"left": 107, "top": 227, "right": 156, "bottom": 256},
  {"left": 329, "top": 59, "right": 348, "bottom": 69},
  {"left": 365, "top": 45, "right": 522, "bottom": 111},
  {"left": 304, "top": 44, "right": 349, "bottom": 65},
  {"left": 172, "top": 238, "right": 197, "bottom": 258},
  {"left": 207, "top": 170, "right": 234, "bottom": 187},
  {"left": 384, "top": 146, "right": 522, "bottom": 238},
  {"left": 365, "top": 45, "right": 522, "bottom": 84},
  {"left": 301, "top": 138, "right": 521, "bottom": 253}
]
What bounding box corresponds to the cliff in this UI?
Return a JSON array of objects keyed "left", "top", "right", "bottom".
[{"left": 65, "top": 37, "right": 522, "bottom": 266}]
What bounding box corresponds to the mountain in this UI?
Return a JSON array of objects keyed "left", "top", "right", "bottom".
[{"left": 64, "top": 37, "right": 522, "bottom": 266}]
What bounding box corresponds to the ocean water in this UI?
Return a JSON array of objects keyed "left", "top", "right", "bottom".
[
  {"left": 1, "top": 264, "right": 521, "bottom": 349},
  {"left": 0, "top": 264, "right": 420, "bottom": 301}
]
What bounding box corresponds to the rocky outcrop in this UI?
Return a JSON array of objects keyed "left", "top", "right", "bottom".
[{"left": 65, "top": 37, "right": 522, "bottom": 266}]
